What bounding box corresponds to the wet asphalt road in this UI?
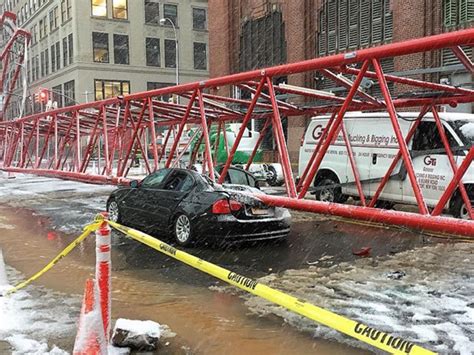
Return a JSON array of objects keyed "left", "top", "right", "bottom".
[{"left": 0, "top": 174, "right": 431, "bottom": 287}]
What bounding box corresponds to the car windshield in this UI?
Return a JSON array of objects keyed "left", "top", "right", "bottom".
[{"left": 450, "top": 120, "right": 474, "bottom": 146}]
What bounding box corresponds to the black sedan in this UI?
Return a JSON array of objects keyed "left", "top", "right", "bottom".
[{"left": 106, "top": 168, "right": 291, "bottom": 246}]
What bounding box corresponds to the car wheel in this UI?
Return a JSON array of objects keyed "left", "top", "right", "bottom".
[
  {"left": 315, "top": 178, "right": 342, "bottom": 203},
  {"left": 174, "top": 214, "right": 193, "bottom": 246},
  {"left": 107, "top": 199, "right": 121, "bottom": 223},
  {"left": 451, "top": 193, "right": 474, "bottom": 219},
  {"left": 267, "top": 165, "right": 283, "bottom": 186}
]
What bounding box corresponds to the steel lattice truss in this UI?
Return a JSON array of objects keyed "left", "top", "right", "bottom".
[
  {"left": 0, "top": 11, "right": 30, "bottom": 121},
  {"left": 1, "top": 28, "right": 474, "bottom": 236}
]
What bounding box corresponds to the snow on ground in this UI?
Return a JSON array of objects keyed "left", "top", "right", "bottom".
[
  {"left": 0, "top": 172, "right": 115, "bottom": 233},
  {"left": 218, "top": 242, "right": 474, "bottom": 354},
  {"left": 0, "top": 265, "right": 81, "bottom": 354}
]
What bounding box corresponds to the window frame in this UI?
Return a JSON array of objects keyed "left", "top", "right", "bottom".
[
  {"left": 91, "top": 0, "right": 107, "bottom": 18},
  {"left": 193, "top": 42, "right": 207, "bottom": 70},
  {"left": 145, "top": 37, "right": 161, "bottom": 67},
  {"left": 94, "top": 79, "right": 130, "bottom": 101},
  {"left": 144, "top": 0, "right": 160, "bottom": 24},
  {"left": 113, "top": 33, "right": 130, "bottom": 65},
  {"left": 163, "top": 3, "right": 178, "bottom": 27},
  {"left": 92, "top": 32, "right": 110, "bottom": 63},
  {"left": 164, "top": 38, "right": 176, "bottom": 68},
  {"left": 192, "top": 7, "right": 207, "bottom": 30},
  {"left": 112, "top": 0, "right": 128, "bottom": 20}
]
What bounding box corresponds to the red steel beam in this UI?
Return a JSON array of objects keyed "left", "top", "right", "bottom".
[
  {"left": 372, "top": 58, "right": 429, "bottom": 215},
  {"left": 258, "top": 194, "right": 474, "bottom": 237}
]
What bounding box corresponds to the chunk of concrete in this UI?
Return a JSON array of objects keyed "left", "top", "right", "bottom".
[{"left": 111, "top": 319, "right": 161, "bottom": 351}]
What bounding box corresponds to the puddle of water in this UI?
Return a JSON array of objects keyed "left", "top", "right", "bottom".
[{"left": 0, "top": 207, "right": 364, "bottom": 354}]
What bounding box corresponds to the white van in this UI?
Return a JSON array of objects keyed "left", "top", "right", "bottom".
[{"left": 299, "top": 112, "right": 474, "bottom": 218}]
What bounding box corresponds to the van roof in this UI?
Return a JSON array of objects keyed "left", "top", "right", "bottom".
[{"left": 311, "top": 111, "right": 474, "bottom": 122}]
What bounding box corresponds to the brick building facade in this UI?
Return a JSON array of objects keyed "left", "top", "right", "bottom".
[{"left": 209, "top": 0, "right": 473, "bottom": 164}]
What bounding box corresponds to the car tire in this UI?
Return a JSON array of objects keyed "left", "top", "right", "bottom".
[
  {"left": 450, "top": 191, "right": 474, "bottom": 219},
  {"left": 107, "top": 199, "right": 121, "bottom": 223},
  {"left": 267, "top": 165, "right": 284, "bottom": 186},
  {"left": 174, "top": 214, "right": 194, "bottom": 246},
  {"left": 374, "top": 200, "right": 395, "bottom": 210},
  {"left": 315, "top": 177, "right": 346, "bottom": 203}
]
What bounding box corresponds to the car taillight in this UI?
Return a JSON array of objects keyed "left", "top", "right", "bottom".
[
  {"left": 229, "top": 200, "right": 243, "bottom": 211},
  {"left": 212, "top": 199, "right": 243, "bottom": 214}
]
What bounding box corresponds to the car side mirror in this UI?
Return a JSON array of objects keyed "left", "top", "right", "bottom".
[{"left": 130, "top": 180, "right": 139, "bottom": 188}]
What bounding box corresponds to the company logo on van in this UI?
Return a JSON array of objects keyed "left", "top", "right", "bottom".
[
  {"left": 423, "top": 156, "right": 437, "bottom": 166},
  {"left": 312, "top": 125, "right": 323, "bottom": 140}
]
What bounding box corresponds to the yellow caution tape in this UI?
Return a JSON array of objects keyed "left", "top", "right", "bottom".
[
  {"left": 108, "top": 220, "right": 436, "bottom": 355},
  {"left": 5, "top": 222, "right": 101, "bottom": 295}
]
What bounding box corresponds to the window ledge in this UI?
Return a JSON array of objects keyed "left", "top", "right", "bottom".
[
  {"left": 193, "top": 28, "right": 208, "bottom": 33},
  {"left": 91, "top": 16, "right": 130, "bottom": 24},
  {"left": 61, "top": 18, "right": 73, "bottom": 26}
]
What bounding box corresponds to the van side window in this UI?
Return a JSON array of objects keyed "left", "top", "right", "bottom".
[{"left": 412, "top": 122, "right": 458, "bottom": 153}]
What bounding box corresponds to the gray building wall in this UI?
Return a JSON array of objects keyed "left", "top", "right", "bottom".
[{"left": 2, "top": 0, "right": 208, "bottom": 117}]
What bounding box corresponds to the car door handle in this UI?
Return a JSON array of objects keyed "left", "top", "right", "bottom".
[{"left": 372, "top": 153, "right": 377, "bottom": 164}]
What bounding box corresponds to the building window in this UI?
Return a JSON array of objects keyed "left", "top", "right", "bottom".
[
  {"left": 52, "top": 84, "right": 62, "bottom": 107},
  {"left": 193, "top": 42, "right": 207, "bottom": 70},
  {"left": 51, "top": 43, "right": 56, "bottom": 73},
  {"left": 39, "top": 18, "right": 44, "bottom": 38},
  {"left": 42, "top": 16, "right": 48, "bottom": 37},
  {"left": 49, "top": 6, "right": 58, "bottom": 31},
  {"left": 146, "top": 37, "right": 160, "bottom": 66},
  {"left": 164, "top": 39, "right": 176, "bottom": 68},
  {"left": 317, "top": 0, "right": 392, "bottom": 56},
  {"left": 32, "top": 24, "right": 37, "bottom": 44},
  {"left": 61, "top": 0, "right": 71, "bottom": 22},
  {"left": 113, "top": 0, "right": 128, "bottom": 19},
  {"left": 95, "top": 79, "right": 130, "bottom": 101},
  {"left": 144, "top": 0, "right": 160, "bottom": 24},
  {"left": 68, "top": 33, "right": 74, "bottom": 64},
  {"left": 63, "top": 80, "right": 75, "bottom": 106},
  {"left": 192, "top": 8, "right": 206, "bottom": 30},
  {"left": 40, "top": 51, "right": 45, "bottom": 77},
  {"left": 34, "top": 55, "right": 39, "bottom": 81},
  {"left": 113, "top": 34, "right": 129, "bottom": 64},
  {"left": 147, "top": 82, "right": 173, "bottom": 102},
  {"left": 44, "top": 48, "right": 49, "bottom": 75},
  {"left": 163, "top": 4, "right": 178, "bottom": 26},
  {"left": 55, "top": 41, "right": 61, "bottom": 71},
  {"left": 444, "top": 0, "right": 474, "bottom": 27},
  {"left": 93, "top": 32, "right": 109, "bottom": 63},
  {"left": 63, "top": 37, "right": 68, "bottom": 67},
  {"left": 91, "top": 0, "right": 107, "bottom": 17}
]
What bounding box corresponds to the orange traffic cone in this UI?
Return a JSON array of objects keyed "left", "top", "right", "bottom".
[{"left": 73, "top": 279, "right": 107, "bottom": 354}]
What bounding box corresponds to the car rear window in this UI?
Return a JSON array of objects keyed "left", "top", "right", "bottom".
[
  {"left": 163, "top": 171, "right": 194, "bottom": 192},
  {"left": 141, "top": 169, "right": 170, "bottom": 188}
]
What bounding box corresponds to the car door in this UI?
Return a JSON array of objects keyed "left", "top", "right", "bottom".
[
  {"left": 119, "top": 169, "right": 171, "bottom": 228},
  {"left": 405, "top": 121, "right": 458, "bottom": 206},
  {"left": 145, "top": 170, "right": 196, "bottom": 232}
]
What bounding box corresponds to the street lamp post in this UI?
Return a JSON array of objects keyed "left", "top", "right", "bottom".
[{"left": 159, "top": 17, "right": 179, "bottom": 89}]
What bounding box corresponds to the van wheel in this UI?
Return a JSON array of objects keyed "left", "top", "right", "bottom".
[
  {"left": 374, "top": 200, "right": 395, "bottom": 210},
  {"left": 315, "top": 178, "right": 342, "bottom": 203},
  {"left": 450, "top": 192, "right": 474, "bottom": 219}
]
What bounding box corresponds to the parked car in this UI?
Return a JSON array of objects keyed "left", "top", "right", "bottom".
[
  {"left": 106, "top": 168, "right": 291, "bottom": 246},
  {"left": 299, "top": 112, "right": 474, "bottom": 218}
]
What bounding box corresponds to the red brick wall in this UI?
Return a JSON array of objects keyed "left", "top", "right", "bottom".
[{"left": 209, "top": 0, "right": 448, "bottom": 165}]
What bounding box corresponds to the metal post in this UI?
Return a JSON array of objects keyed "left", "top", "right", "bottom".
[{"left": 95, "top": 212, "right": 111, "bottom": 341}]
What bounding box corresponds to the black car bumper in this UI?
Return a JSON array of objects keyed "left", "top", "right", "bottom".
[{"left": 192, "top": 209, "right": 291, "bottom": 242}]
